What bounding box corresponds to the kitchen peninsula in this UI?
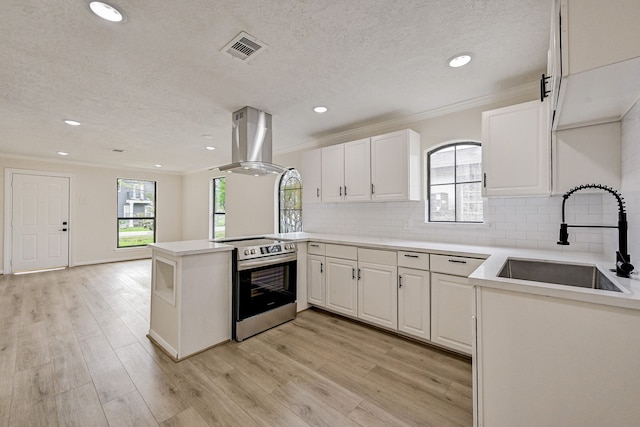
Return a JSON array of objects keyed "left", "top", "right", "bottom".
[{"left": 148, "top": 240, "right": 234, "bottom": 361}]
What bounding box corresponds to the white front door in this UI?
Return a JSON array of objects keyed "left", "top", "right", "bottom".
[{"left": 11, "top": 173, "right": 70, "bottom": 272}]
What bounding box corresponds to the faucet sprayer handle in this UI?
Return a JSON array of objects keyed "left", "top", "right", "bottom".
[{"left": 616, "top": 252, "right": 634, "bottom": 278}]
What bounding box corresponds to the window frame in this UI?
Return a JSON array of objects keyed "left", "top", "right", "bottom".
[
  {"left": 278, "top": 168, "right": 303, "bottom": 233},
  {"left": 212, "top": 177, "right": 226, "bottom": 239},
  {"left": 116, "top": 178, "right": 157, "bottom": 248},
  {"left": 426, "top": 142, "right": 483, "bottom": 224}
]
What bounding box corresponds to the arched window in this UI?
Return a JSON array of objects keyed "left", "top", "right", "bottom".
[
  {"left": 279, "top": 169, "right": 303, "bottom": 232},
  {"left": 427, "top": 142, "right": 483, "bottom": 223}
]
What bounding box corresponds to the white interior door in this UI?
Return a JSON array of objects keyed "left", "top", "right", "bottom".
[{"left": 11, "top": 173, "right": 70, "bottom": 272}]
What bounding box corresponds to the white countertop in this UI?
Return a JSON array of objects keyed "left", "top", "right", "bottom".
[
  {"left": 149, "top": 240, "right": 234, "bottom": 257},
  {"left": 271, "top": 232, "right": 640, "bottom": 311}
]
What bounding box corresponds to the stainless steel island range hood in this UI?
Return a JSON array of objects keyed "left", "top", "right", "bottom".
[{"left": 218, "top": 106, "right": 287, "bottom": 176}]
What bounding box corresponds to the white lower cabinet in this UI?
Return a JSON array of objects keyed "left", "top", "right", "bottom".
[
  {"left": 398, "top": 267, "right": 430, "bottom": 340},
  {"left": 325, "top": 256, "right": 358, "bottom": 317},
  {"left": 430, "top": 272, "right": 474, "bottom": 355},
  {"left": 305, "top": 243, "right": 484, "bottom": 355},
  {"left": 357, "top": 248, "right": 398, "bottom": 329},
  {"left": 476, "top": 286, "right": 640, "bottom": 425},
  {"left": 358, "top": 261, "right": 398, "bottom": 329},
  {"left": 307, "top": 254, "right": 325, "bottom": 307}
]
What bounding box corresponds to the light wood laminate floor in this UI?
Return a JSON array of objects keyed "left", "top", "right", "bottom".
[{"left": 0, "top": 259, "right": 472, "bottom": 426}]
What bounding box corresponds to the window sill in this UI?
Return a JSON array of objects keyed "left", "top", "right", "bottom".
[
  {"left": 423, "top": 221, "right": 491, "bottom": 230},
  {"left": 115, "top": 246, "right": 153, "bottom": 252}
]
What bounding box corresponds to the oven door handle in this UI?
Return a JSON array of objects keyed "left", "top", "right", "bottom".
[{"left": 237, "top": 253, "right": 297, "bottom": 271}]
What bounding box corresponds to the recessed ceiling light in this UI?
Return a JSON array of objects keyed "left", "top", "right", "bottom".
[
  {"left": 203, "top": 134, "right": 214, "bottom": 139},
  {"left": 205, "top": 146, "right": 216, "bottom": 151},
  {"left": 64, "top": 119, "right": 81, "bottom": 126},
  {"left": 448, "top": 54, "right": 472, "bottom": 68},
  {"left": 313, "top": 106, "right": 328, "bottom": 113},
  {"left": 89, "top": 2, "right": 123, "bottom": 22},
  {"left": 58, "top": 151, "right": 69, "bottom": 156},
  {"left": 154, "top": 164, "right": 162, "bottom": 168}
]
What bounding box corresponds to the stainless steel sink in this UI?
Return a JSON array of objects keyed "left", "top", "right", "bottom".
[{"left": 497, "top": 258, "right": 623, "bottom": 293}]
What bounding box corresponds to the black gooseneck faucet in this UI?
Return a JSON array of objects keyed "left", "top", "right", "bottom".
[{"left": 558, "top": 184, "right": 634, "bottom": 277}]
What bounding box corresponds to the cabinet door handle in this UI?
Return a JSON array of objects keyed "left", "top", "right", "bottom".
[
  {"left": 540, "top": 73, "right": 551, "bottom": 102},
  {"left": 357, "top": 268, "right": 361, "bottom": 281},
  {"left": 404, "top": 254, "right": 419, "bottom": 258},
  {"left": 320, "top": 262, "right": 323, "bottom": 273},
  {"left": 310, "top": 244, "right": 320, "bottom": 247},
  {"left": 339, "top": 186, "right": 343, "bottom": 196},
  {"left": 352, "top": 267, "right": 355, "bottom": 280},
  {"left": 448, "top": 259, "right": 467, "bottom": 264},
  {"left": 317, "top": 188, "right": 320, "bottom": 198},
  {"left": 344, "top": 186, "right": 347, "bottom": 196},
  {"left": 398, "top": 275, "right": 403, "bottom": 288},
  {"left": 483, "top": 173, "right": 487, "bottom": 188},
  {"left": 371, "top": 183, "right": 375, "bottom": 194}
]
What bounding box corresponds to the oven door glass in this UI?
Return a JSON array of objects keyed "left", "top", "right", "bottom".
[{"left": 237, "top": 260, "right": 296, "bottom": 320}]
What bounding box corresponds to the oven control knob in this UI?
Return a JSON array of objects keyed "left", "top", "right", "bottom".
[
  {"left": 251, "top": 249, "right": 256, "bottom": 254},
  {"left": 244, "top": 249, "right": 250, "bottom": 255},
  {"left": 283, "top": 244, "right": 289, "bottom": 250},
  {"left": 290, "top": 243, "right": 296, "bottom": 250}
]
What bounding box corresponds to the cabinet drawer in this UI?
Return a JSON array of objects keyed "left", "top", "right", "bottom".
[
  {"left": 398, "top": 251, "right": 429, "bottom": 270},
  {"left": 358, "top": 248, "right": 396, "bottom": 266},
  {"left": 326, "top": 244, "right": 358, "bottom": 260},
  {"left": 430, "top": 254, "right": 484, "bottom": 277},
  {"left": 307, "top": 242, "right": 326, "bottom": 256}
]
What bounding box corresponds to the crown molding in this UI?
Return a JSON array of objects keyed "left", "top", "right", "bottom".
[
  {"left": 0, "top": 152, "right": 183, "bottom": 175},
  {"left": 274, "top": 81, "right": 539, "bottom": 155}
]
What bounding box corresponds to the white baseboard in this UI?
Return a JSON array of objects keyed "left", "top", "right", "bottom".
[
  {"left": 148, "top": 329, "right": 178, "bottom": 358},
  {"left": 73, "top": 256, "right": 152, "bottom": 266}
]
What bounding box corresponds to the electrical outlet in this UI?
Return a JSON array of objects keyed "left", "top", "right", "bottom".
[{"left": 403, "top": 219, "right": 411, "bottom": 230}]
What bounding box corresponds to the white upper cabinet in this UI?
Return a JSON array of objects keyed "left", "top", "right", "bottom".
[
  {"left": 552, "top": 0, "right": 640, "bottom": 130},
  {"left": 321, "top": 139, "right": 371, "bottom": 202},
  {"left": 312, "top": 129, "right": 421, "bottom": 203},
  {"left": 321, "top": 144, "right": 345, "bottom": 202},
  {"left": 482, "top": 100, "right": 550, "bottom": 197},
  {"left": 302, "top": 149, "right": 322, "bottom": 203},
  {"left": 370, "top": 129, "right": 421, "bottom": 201},
  {"left": 344, "top": 138, "right": 372, "bottom": 201}
]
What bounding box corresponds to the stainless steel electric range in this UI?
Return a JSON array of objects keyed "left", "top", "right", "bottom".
[{"left": 220, "top": 237, "right": 297, "bottom": 341}]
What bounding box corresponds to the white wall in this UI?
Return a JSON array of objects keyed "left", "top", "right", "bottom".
[
  {"left": 182, "top": 168, "right": 279, "bottom": 240},
  {"left": 621, "top": 99, "right": 640, "bottom": 259},
  {"left": 0, "top": 156, "right": 183, "bottom": 270},
  {"left": 182, "top": 169, "right": 216, "bottom": 240},
  {"left": 225, "top": 173, "right": 278, "bottom": 238}
]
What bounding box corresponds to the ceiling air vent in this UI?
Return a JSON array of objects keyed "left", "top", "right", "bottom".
[{"left": 221, "top": 31, "right": 267, "bottom": 61}]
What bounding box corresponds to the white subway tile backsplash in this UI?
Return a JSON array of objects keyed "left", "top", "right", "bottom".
[
  {"left": 303, "top": 194, "right": 614, "bottom": 255},
  {"left": 506, "top": 230, "right": 528, "bottom": 240},
  {"left": 516, "top": 239, "right": 539, "bottom": 249},
  {"left": 516, "top": 205, "right": 540, "bottom": 215},
  {"left": 516, "top": 222, "right": 538, "bottom": 232},
  {"left": 495, "top": 206, "right": 516, "bottom": 215}
]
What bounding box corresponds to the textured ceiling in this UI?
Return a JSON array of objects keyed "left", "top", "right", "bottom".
[{"left": 0, "top": 0, "right": 551, "bottom": 173}]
